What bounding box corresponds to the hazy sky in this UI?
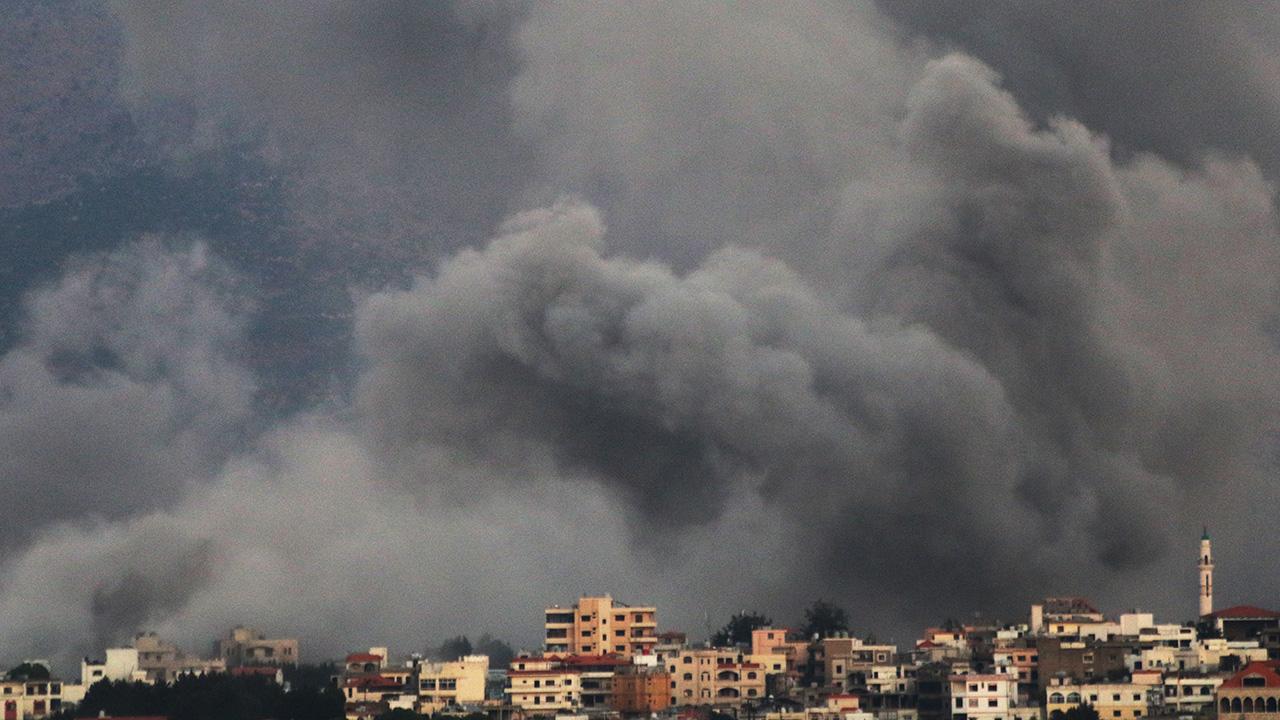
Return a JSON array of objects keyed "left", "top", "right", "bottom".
[{"left": 1, "top": 1, "right": 1278, "bottom": 673}]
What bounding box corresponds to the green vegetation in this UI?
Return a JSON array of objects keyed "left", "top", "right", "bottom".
[
  {"left": 5, "top": 662, "right": 50, "bottom": 680},
  {"left": 51, "top": 667, "right": 342, "bottom": 720},
  {"left": 711, "top": 611, "right": 774, "bottom": 647},
  {"left": 800, "top": 599, "right": 850, "bottom": 639}
]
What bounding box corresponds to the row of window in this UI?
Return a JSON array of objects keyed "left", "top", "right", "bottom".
[{"left": 418, "top": 678, "right": 457, "bottom": 691}]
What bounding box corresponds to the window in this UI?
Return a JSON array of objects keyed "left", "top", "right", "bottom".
[
  {"left": 581, "top": 615, "right": 591, "bottom": 622},
  {"left": 988, "top": 700, "right": 998, "bottom": 707},
  {"left": 671, "top": 681, "right": 677, "bottom": 689},
  {"left": 533, "top": 697, "right": 541, "bottom": 705},
  {"left": 1112, "top": 713, "right": 1120, "bottom": 718},
  {"left": 581, "top": 630, "right": 593, "bottom": 637},
  {"left": 956, "top": 699, "right": 964, "bottom": 709},
  {"left": 421, "top": 679, "right": 437, "bottom": 690},
  {"left": 616, "top": 630, "right": 625, "bottom": 637},
  {"left": 439, "top": 679, "right": 456, "bottom": 691},
  {"left": 747, "top": 672, "right": 757, "bottom": 680},
  {"left": 683, "top": 673, "right": 692, "bottom": 681},
  {"left": 616, "top": 645, "right": 625, "bottom": 652},
  {"left": 534, "top": 680, "right": 541, "bottom": 688},
  {"left": 615, "top": 614, "right": 625, "bottom": 622},
  {"left": 683, "top": 657, "right": 692, "bottom": 664}
]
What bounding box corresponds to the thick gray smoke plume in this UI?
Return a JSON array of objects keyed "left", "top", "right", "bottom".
[{"left": 1, "top": 1, "right": 1278, "bottom": 671}]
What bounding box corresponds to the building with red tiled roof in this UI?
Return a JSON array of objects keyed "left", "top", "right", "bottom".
[
  {"left": 1205, "top": 606, "right": 1280, "bottom": 643},
  {"left": 1216, "top": 660, "right": 1280, "bottom": 716}
]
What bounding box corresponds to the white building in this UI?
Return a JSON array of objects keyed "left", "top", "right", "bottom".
[{"left": 948, "top": 674, "right": 1040, "bottom": 720}]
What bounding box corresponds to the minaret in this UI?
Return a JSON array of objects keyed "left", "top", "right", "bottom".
[{"left": 1199, "top": 527, "right": 1214, "bottom": 617}]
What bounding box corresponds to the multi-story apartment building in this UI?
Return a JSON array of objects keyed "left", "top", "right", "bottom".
[
  {"left": 412, "top": 655, "right": 489, "bottom": 712},
  {"left": 506, "top": 656, "right": 581, "bottom": 714},
  {"left": 753, "top": 628, "right": 812, "bottom": 681},
  {"left": 1035, "top": 637, "right": 1129, "bottom": 692},
  {"left": 948, "top": 674, "right": 1040, "bottom": 720},
  {"left": 545, "top": 595, "right": 657, "bottom": 659},
  {"left": 214, "top": 626, "right": 299, "bottom": 667},
  {"left": 0, "top": 677, "right": 76, "bottom": 720},
  {"left": 817, "top": 636, "right": 898, "bottom": 687},
  {"left": 1046, "top": 680, "right": 1154, "bottom": 720},
  {"left": 612, "top": 667, "right": 671, "bottom": 715},
  {"left": 133, "top": 633, "right": 226, "bottom": 683},
  {"left": 993, "top": 646, "right": 1038, "bottom": 700},
  {"left": 661, "top": 648, "right": 784, "bottom": 708},
  {"left": 81, "top": 647, "right": 148, "bottom": 686},
  {"left": 1156, "top": 672, "right": 1222, "bottom": 714}
]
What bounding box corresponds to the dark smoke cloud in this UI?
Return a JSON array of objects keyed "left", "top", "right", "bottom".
[
  {"left": 0, "top": 0, "right": 1278, "bottom": 671},
  {"left": 875, "top": 1, "right": 1280, "bottom": 174}
]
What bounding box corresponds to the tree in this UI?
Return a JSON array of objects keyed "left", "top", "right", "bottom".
[
  {"left": 801, "top": 599, "right": 849, "bottom": 639},
  {"left": 711, "top": 611, "right": 774, "bottom": 647},
  {"left": 474, "top": 634, "right": 515, "bottom": 668},
  {"left": 5, "top": 662, "right": 50, "bottom": 680},
  {"left": 377, "top": 710, "right": 424, "bottom": 720},
  {"left": 436, "top": 635, "right": 473, "bottom": 660},
  {"left": 1053, "top": 706, "right": 1100, "bottom": 720}
]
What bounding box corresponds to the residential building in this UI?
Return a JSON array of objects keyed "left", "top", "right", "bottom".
[
  {"left": 1203, "top": 607, "right": 1280, "bottom": 643},
  {"left": 948, "top": 673, "right": 1039, "bottom": 720},
  {"left": 817, "top": 637, "right": 898, "bottom": 687},
  {"left": 214, "top": 626, "right": 299, "bottom": 667},
  {"left": 1031, "top": 598, "right": 1105, "bottom": 637},
  {"left": 1216, "top": 661, "right": 1280, "bottom": 717},
  {"left": 611, "top": 667, "right": 671, "bottom": 715},
  {"left": 992, "top": 647, "right": 1038, "bottom": 700},
  {"left": 1035, "top": 637, "right": 1129, "bottom": 691},
  {"left": 1046, "top": 680, "right": 1153, "bottom": 720},
  {"left": 133, "top": 633, "right": 225, "bottom": 683},
  {"left": 411, "top": 655, "right": 489, "bottom": 712},
  {"left": 661, "top": 647, "right": 783, "bottom": 708},
  {"left": 545, "top": 595, "right": 658, "bottom": 659},
  {"left": 81, "top": 647, "right": 147, "bottom": 686},
  {"left": 506, "top": 657, "right": 580, "bottom": 714},
  {"left": 1158, "top": 672, "right": 1222, "bottom": 714},
  {"left": 0, "top": 676, "right": 70, "bottom": 719}
]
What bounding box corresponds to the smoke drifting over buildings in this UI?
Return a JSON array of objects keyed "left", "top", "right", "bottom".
[{"left": 0, "top": 0, "right": 1277, "bottom": 671}]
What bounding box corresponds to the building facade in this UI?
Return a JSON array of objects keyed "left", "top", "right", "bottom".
[{"left": 545, "top": 595, "right": 657, "bottom": 659}]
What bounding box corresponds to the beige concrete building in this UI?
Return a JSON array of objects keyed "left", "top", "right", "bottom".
[
  {"left": 1046, "top": 680, "right": 1153, "bottom": 720},
  {"left": 134, "top": 633, "right": 226, "bottom": 683},
  {"left": 412, "top": 655, "right": 489, "bottom": 712},
  {"left": 545, "top": 595, "right": 657, "bottom": 659},
  {"left": 0, "top": 677, "right": 73, "bottom": 719},
  {"left": 506, "top": 657, "right": 580, "bottom": 714},
  {"left": 949, "top": 674, "right": 1040, "bottom": 720},
  {"left": 817, "top": 637, "right": 898, "bottom": 687},
  {"left": 215, "top": 626, "right": 299, "bottom": 667},
  {"left": 660, "top": 647, "right": 784, "bottom": 708}
]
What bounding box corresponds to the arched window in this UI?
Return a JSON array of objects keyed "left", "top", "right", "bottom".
[
  {"left": 1050, "top": 694, "right": 1065, "bottom": 704},
  {"left": 747, "top": 672, "right": 757, "bottom": 680},
  {"left": 1220, "top": 700, "right": 1230, "bottom": 713},
  {"left": 1243, "top": 698, "right": 1254, "bottom": 713},
  {"left": 1267, "top": 698, "right": 1278, "bottom": 713},
  {"left": 1067, "top": 693, "right": 1081, "bottom": 703},
  {"left": 1232, "top": 698, "right": 1242, "bottom": 712},
  {"left": 683, "top": 673, "right": 692, "bottom": 681}
]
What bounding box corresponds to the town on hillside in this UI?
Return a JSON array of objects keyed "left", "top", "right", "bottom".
[{"left": 5, "top": 532, "right": 1279, "bottom": 720}]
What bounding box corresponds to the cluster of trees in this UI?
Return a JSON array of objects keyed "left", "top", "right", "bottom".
[
  {"left": 50, "top": 666, "right": 343, "bottom": 720},
  {"left": 711, "top": 599, "right": 853, "bottom": 647},
  {"left": 434, "top": 633, "right": 514, "bottom": 667}
]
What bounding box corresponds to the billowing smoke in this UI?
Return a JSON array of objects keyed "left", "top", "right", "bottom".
[{"left": 0, "top": 0, "right": 1278, "bottom": 672}]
